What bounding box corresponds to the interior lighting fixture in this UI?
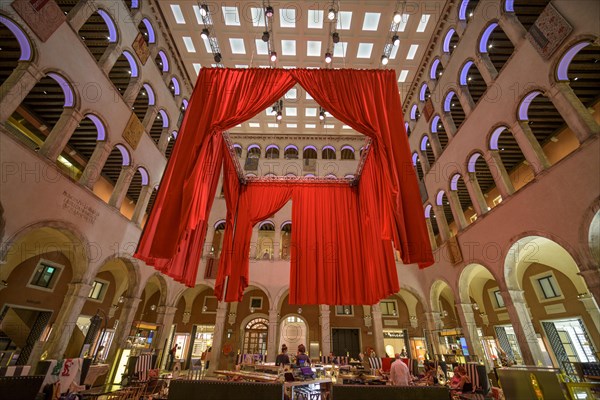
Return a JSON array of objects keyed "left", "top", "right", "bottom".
[
  {"left": 392, "top": 35, "right": 400, "bottom": 47},
  {"left": 265, "top": 6, "right": 274, "bottom": 18},
  {"left": 381, "top": 55, "right": 389, "bottom": 65},
  {"left": 328, "top": 8, "right": 336, "bottom": 20},
  {"left": 332, "top": 32, "right": 340, "bottom": 44},
  {"left": 276, "top": 111, "right": 283, "bottom": 121},
  {"left": 201, "top": 28, "right": 209, "bottom": 39},
  {"left": 393, "top": 12, "right": 402, "bottom": 24},
  {"left": 324, "top": 52, "right": 332, "bottom": 63},
  {"left": 199, "top": 4, "right": 208, "bottom": 17},
  {"left": 214, "top": 52, "right": 222, "bottom": 63},
  {"left": 262, "top": 31, "right": 270, "bottom": 42},
  {"left": 319, "top": 109, "right": 326, "bottom": 120},
  {"left": 270, "top": 51, "right": 278, "bottom": 62}
]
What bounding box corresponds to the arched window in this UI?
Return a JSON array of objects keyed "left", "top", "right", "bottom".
[
  {"left": 459, "top": 59, "right": 485, "bottom": 104},
  {"left": 458, "top": 0, "right": 479, "bottom": 22},
  {"left": 138, "top": 18, "right": 156, "bottom": 44},
  {"left": 0, "top": 16, "right": 32, "bottom": 88},
  {"left": 322, "top": 146, "right": 336, "bottom": 160},
  {"left": 340, "top": 145, "right": 355, "bottom": 160},
  {"left": 442, "top": 28, "right": 459, "bottom": 56},
  {"left": 131, "top": 84, "right": 152, "bottom": 123},
  {"left": 211, "top": 220, "right": 226, "bottom": 256},
  {"left": 78, "top": 9, "right": 117, "bottom": 62},
  {"left": 233, "top": 144, "right": 242, "bottom": 158},
  {"left": 265, "top": 145, "right": 280, "bottom": 159},
  {"left": 467, "top": 152, "right": 497, "bottom": 210},
  {"left": 410, "top": 104, "right": 420, "bottom": 121},
  {"left": 243, "top": 318, "right": 268, "bottom": 355},
  {"left": 170, "top": 77, "right": 180, "bottom": 97},
  {"left": 412, "top": 152, "right": 424, "bottom": 180},
  {"left": 108, "top": 51, "right": 138, "bottom": 94},
  {"left": 430, "top": 58, "right": 444, "bottom": 80},
  {"left": 480, "top": 22, "right": 514, "bottom": 73},
  {"left": 450, "top": 173, "right": 475, "bottom": 225},
  {"left": 60, "top": 114, "right": 106, "bottom": 180},
  {"left": 303, "top": 146, "right": 317, "bottom": 159},
  {"left": 518, "top": 91, "right": 577, "bottom": 165},
  {"left": 557, "top": 41, "right": 600, "bottom": 108},
  {"left": 431, "top": 115, "right": 449, "bottom": 151},
  {"left": 247, "top": 145, "right": 261, "bottom": 158},
  {"left": 96, "top": 145, "right": 131, "bottom": 204},
  {"left": 126, "top": 167, "right": 149, "bottom": 213},
  {"left": 444, "top": 90, "right": 466, "bottom": 129},
  {"left": 155, "top": 50, "right": 169, "bottom": 74},
  {"left": 424, "top": 204, "right": 441, "bottom": 247},
  {"left": 436, "top": 190, "right": 455, "bottom": 235},
  {"left": 489, "top": 126, "right": 535, "bottom": 190},
  {"left": 284, "top": 145, "right": 299, "bottom": 159},
  {"left": 281, "top": 222, "right": 292, "bottom": 260},
  {"left": 165, "top": 131, "right": 177, "bottom": 159},
  {"left": 419, "top": 83, "right": 431, "bottom": 102},
  {"left": 420, "top": 135, "right": 435, "bottom": 170}
]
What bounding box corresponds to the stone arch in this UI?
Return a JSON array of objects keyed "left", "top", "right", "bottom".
[{"left": 0, "top": 13, "right": 34, "bottom": 62}]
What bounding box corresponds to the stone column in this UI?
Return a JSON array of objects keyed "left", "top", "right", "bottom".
[
  {"left": 546, "top": 83, "right": 600, "bottom": 143},
  {"left": 371, "top": 304, "right": 385, "bottom": 358},
  {"left": 465, "top": 172, "right": 489, "bottom": 216},
  {"left": 79, "top": 141, "right": 112, "bottom": 189},
  {"left": 424, "top": 312, "right": 443, "bottom": 357},
  {"left": 441, "top": 112, "right": 457, "bottom": 139},
  {"left": 457, "top": 86, "right": 475, "bottom": 116},
  {"left": 43, "top": 282, "right": 92, "bottom": 359},
  {"left": 250, "top": 227, "right": 259, "bottom": 259},
  {"left": 484, "top": 151, "right": 515, "bottom": 199},
  {"left": 475, "top": 54, "right": 498, "bottom": 86},
  {"left": 108, "top": 165, "right": 135, "bottom": 209},
  {"left": 142, "top": 105, "right": 159, "bottom": 133},
  {"left": 0, "top": 62, "right": 43, "bottom": 123},
  {"left": 425, "top": 218, "right": 438, "bottom": 250},
  {"left": 510, "top": 121, "right": 551, "bottom": 175},
  {"left": 154, "top": 306, "right": 178, "bottom": 362},
  {"left": 99, "top": 43, "right": 123, "bottom": 75},
  {"left": 106, "top": 296, "right": 141, "bottom": 364},
  {"left": 132, "top": 185, "right": 152, "bottom": 225},
  {"left": 123, "top": 78, "right": 143, "bottom": 107},
  {"left": 67, "top": 0, "right": 96, "bottom": 32},
  {"left": 499, "top": 13, "right": 527, "bottom": 47},
  {"left": 207, "top": 302, "right": 228, "bottom": 374},
  {"left": 319, "top": 305, "right": 331, "bottom": 357},
  {"left": 579, "top": 295, "right": 600, "bottom": 339},
  {"left": 273, "top": 225, "right": 281, "bottom": 261},
  {"left": 418, "top": 150, "right": 430, "bottom": 174},
  {"left": 456, "top": 303, "right": 487, "bottom": 368},
  {"left": 429, "top": 133, "right": 444, "bottom": 160},
  {"left": 157, "top": 128, "right": 170, "bottom": 154},
  {"left": 433, "top": 205, "right": 451, "bottom": 242},
  {"left": 39, "top": 108, "right": 85, "bottom": 161},
  {"left": 501, "top": 289, "right": 545, "bottom": 366},
  {"left": 267, "top": 308, "right": 279, "bottom": 362},
  {"left": 447, "top": 190, "right": 468, "bottom": 230},
  {"left": 579, "top": 269, "right": 600, "bottom": 307}
]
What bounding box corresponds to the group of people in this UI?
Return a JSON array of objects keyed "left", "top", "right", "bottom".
[
  {"left": 275, "top": 343, "right": 311, "bottom": 367},
  {"left": 389, "top": 354, "right": 472, "bottom": 392}
]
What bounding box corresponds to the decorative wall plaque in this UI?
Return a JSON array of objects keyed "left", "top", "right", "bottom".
[
  {"left": 62, "top": 191, "right": 99, "bottom": 224},
  {"left": 132, "top": 32, "right": 150, "bottom": 65},
  {"left": 123, "top": 113, "right": 144, "bottom": 150},
  {"left": 527, "top": 3, "right": 573, "bottom": 59},
  {"left": 12, "top": 0, "right": 65, "bottom": 42},
  {"left": 423, "top": 99, "right": 434, "bottom": 122},
  {"left": 447, "top": 236, "right": 463, "bottom": 266}
]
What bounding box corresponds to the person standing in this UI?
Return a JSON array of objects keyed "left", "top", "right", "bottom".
[
  {"left": 389, "top": 354, "right": 411, "bottom": 386},
  {"left": 204, "top": 346, "right": 213, "bottom": 371},
  {"left": 276, "top": 344, "right": 291, "bottom": 366},
  {"left": 296, "top": 344, "right": 311, "bottom": 366}
]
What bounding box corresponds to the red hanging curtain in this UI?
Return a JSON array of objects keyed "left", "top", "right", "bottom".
[
  {"left": 289, "top": 183, "right": 368, "bottom": 304},
  {"left": 290, "top": 69, "right": 433, "bottom": 267},
  {"left": 217, "top": 182, "right": 293, "bottom": 302},
  {"left": 135, "top": 69, "right": 296, "bottom": 285}
]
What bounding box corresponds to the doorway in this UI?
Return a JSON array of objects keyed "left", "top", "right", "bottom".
[
  {"left": 542, "top": 318, "right": 597, "bottom": 373},
  {"left": 332, "top": 328, "right": 360, "bottom": 358},
  {"left": 495, "top": 325, "right": 524, "bottom": 365},
  {"left": 279, "top": 315, "right": 307, "bottom": 354}
]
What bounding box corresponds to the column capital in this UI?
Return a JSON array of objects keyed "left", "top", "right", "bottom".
[
  {"left": 68, "top": 281, "right": 93, "bottom": 298},
  {"left": 156, "top": 305, "right": 178, "bottom": 316}
]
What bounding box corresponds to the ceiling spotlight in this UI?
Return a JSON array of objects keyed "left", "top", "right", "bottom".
[
  {"left": 328, "top": 8, "right": 336, "bottom": 20},
  {"left": 276, "top": 110, "right": 283, "bottom": 121},
  {"left": 393, "top": 12, "right": 402, "bottom": 24},
  {"left": 271, "top": 106, "right": 278, "bottom": 115},
  {"left": 381, "top": 55, "right": 389, "bottom": 65},
  {"left": 262, "top": 31, "right": 270, "bottom": 42},
  {"left": 324, "top": 52, "right": 332, "bottom": 64},
  {"left": 265, "top": 6, "right": 274, "bottom": 18},
  {"left": 214, "top": 52, "right": 222, "bottom": 63},
  {"left": 201, "top": 28, "right": 209, "bottom": 39},
  {"left": 270, "top": 51, "right": 277, "bottom": 62},
  {"left": 319, "top": 109, "right": 325, "bottom": 120},
  {"left": 392, "top": 35, "right": 400, "bottom": 47},
  {"left": 332, "top": 32, "right": 340, "bottom": 44},
  {"left": 199, "top": 4, "right": 208, "bottom": 17}
]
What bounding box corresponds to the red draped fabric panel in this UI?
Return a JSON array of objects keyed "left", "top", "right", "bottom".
[
  {"left": 290, "top": 69, "right": 433, "bottom": 267},
  {"left": 215, "top": 142, "right": 240, "bottom": 296},
  {"left": 135, "top": 69, "right": 296, "bottom": 285},
  {"left": 290, "top": 184, "right": 368, "bottom": 304},
  {"left": 219, "top": 182, "right": 293, "bottom": 302}
]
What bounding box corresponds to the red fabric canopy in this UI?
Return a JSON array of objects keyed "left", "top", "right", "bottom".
[{"left": 135, "top": 68, "right": 433, "bottom": 304}]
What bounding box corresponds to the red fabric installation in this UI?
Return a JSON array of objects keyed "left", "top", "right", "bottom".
[{"left": 135, "top": 68, "right": 433, "bottom": 303}]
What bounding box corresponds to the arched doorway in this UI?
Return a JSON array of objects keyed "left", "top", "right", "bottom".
[
  {"left": 243, "top": 317, "right": 269, "bottom": 357},
  {"left": 278, "top": 315, "right": 307, "bottom": 355}
]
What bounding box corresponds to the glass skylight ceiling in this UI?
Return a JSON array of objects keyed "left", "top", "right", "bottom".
[{"left": 161, "top": 1, "right": 443, "bottom": 135}]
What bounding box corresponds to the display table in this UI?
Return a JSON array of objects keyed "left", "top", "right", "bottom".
[
  {"left": 285, "top": 378, "right": 332, "bottom": 400},
  {"left": 214, "top": 369, "right": 278, "bottom": 382}
]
